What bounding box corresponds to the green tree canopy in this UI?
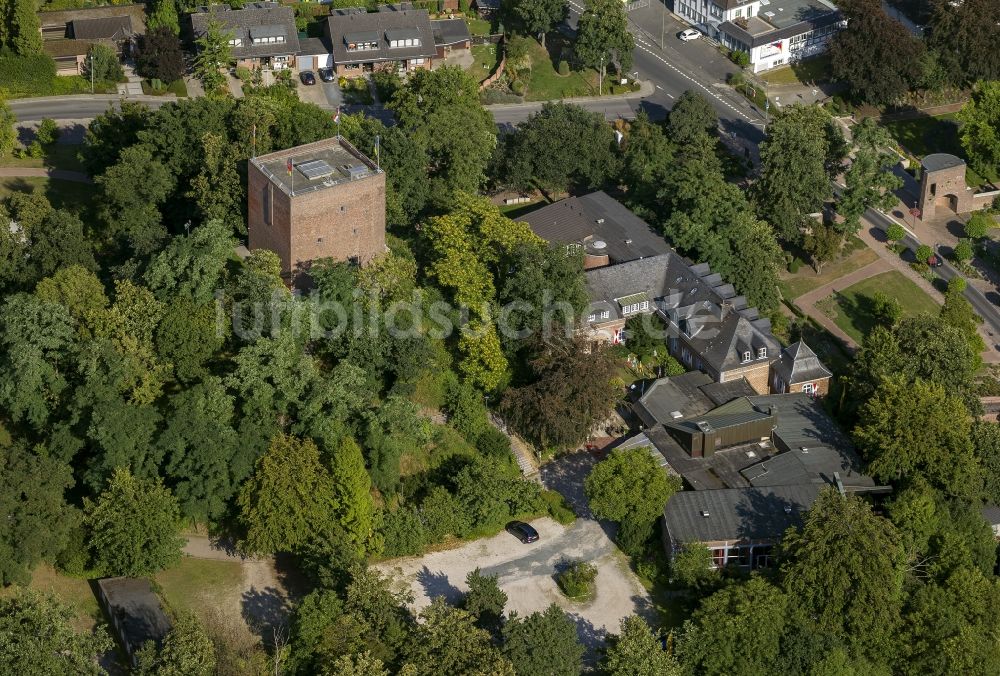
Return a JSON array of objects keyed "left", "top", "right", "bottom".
[
  {"left": 237, "top": 434, "right": 338, "bottom": 555},
  {"left": 402, "top": 598, "right": 514, "bottom": 676},
  {"left": 601, "top": 615, "right": 682, "bottom": 676},
  {"left": 329, "top": 436, "right": 376, "bottom": 552},
  {"left": 501, "top": 603, "right": 584, "bottom": 676},
  {"left": 85, "top": 467, "right": 184, "bottom": 577},
  {"left": 837, "top": 118, "right": 904, "bottom": 230},
  {"left": 505, "top": 0, "right": 567, "bottom": 46},
  {"left": 958, "top": 80, "right": 1000, "bottom": 179},
  {"left": 575, "top": 0, "right": 635, "bottom": 77},
  {"left": 0, "top": 589, "right": 112, "bottom": 675},
  {"left": 463, "top": 568, "right": 507, "bottom": 637},
  {"left": 667, "top": 90, "right": 718, "bottom": 143},
  {"left": 192, "top": 18, "right": 233, "bottom": 93},
  {"left": 135, "top": 610, "right": 216, "bottom": 676}
]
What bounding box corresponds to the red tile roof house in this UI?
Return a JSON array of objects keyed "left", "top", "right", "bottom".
[
  {"left": 38, "top": 4, "right": 147, "bottom": 76},
  {"left": 189, "top": 2, "right": 299, "bottom": 71}
]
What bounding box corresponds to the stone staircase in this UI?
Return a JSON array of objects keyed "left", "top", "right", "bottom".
[{"left": 490, "top": 414, "right": 540, "bottom": 480}]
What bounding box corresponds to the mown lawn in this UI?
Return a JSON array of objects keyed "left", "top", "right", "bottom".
[
  {"left": 154, "top": 557, "right": 243, "bottom": 622},
  {"left": 466, "top": 17, "right": 492, "bottom": 36},
  {"left": 884, "top": 114, "right": 998, "bottom": 187},
  {"left": 779, "top": 236, "right": 878, "bottom": 300},
  {"left": 816, "top": 270, "right": 939, "bottom": 343},
  {"left": 467, "top": 43, "right": 501, "bottom": 82},
  {"left": 760, "top": 55, "right": 832, "bottom": 86},
  {"left": 0, "top": 176, "right": 95, "bottom": 212},
  {"left": 0, "top": 564, "right": 103, "bottom": 633},
  {"left": 515, "top": 36, "right": 600, "bottom": 102},
  {"left": 0, "top": 143, "right": 86, "bottom": 172},
  {"left": 140, "top": 78, "right": 188, "bottom": 97}
]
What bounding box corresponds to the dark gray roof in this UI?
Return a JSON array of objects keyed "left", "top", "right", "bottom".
[
  {"left": 39, "top": 4, "right": 147, "bottom": 33},
  {"left": 297, "top": 37, "right": 329, "bottom": 56},
  {"left": 432, "top": 18, "right": 471, "bottom": 45},
  {"left": 520, "top": 192, "right": 672, "bottom": 264},
  {"left": 634, "top": 371, "right": 715, "bottom": 428},
  {"left": 740, "top": 445, "right": 875, "bottom": 488},
  {"left": 96, "top": 577, "right": 172, "bottom": 660},
  {"left": 748, "top": 393, "right": 849, "bottom": 452},
  {"left": 584, "top": 252, "right": 781, "bottom": 373},
  {"left": 190, "top": 3, "right": 299, "bottom": 59},
  {"left": 666, "top": 397, "right": 773, "bottom": 437},
  {"left": 326, "top": 8, "right": 436, "bottom": 65},
  {"left": 982, "top": 504, "right": 1000, "bottom": 526},
  {"left": 773, "top": 341, "right": 833, "bottom": 386},
  {"left": 473, "top": 0, "right": 501, "bottom": 8},
  {"left": 71, "top": 15, "right": 133, "bottom": 40},
  {"left": 718, "top": 6, "right": 842, "bottom": 49},
  {"left": 663, "top": 483, "right": 821, "bottom": 543},
  {"left": 922, "top": 153, "right": 966, "bottom": 172},
  {"left": 700, "top": 379, "right": 758, "bottom": 406}
]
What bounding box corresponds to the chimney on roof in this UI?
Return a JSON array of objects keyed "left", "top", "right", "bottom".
[
  {"left": 700, "top": 510, "right": 710, "bottom": 518},
  {"left": 596, "top": 218, "right": 605, "bottom": 224}
]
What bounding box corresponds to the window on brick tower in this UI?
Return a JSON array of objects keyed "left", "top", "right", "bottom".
[{"left": 263, "top": 186, "right": 271, "bottom": 226}]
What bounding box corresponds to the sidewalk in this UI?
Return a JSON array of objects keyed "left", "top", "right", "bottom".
[{"left": 795, "top": 258, "right": 893, "bottom": 351}]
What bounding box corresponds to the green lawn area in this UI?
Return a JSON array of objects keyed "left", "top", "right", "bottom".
[
  {"left": 0, "top": 564, "right": 103, "bottom": 633},
  {"left": 515, "top": 36, "right": 600, "bottom": 102},
  {"left": 466, "top": 17, "right": 492, "bottom": 36},
  {"left": 884, "top": 114, "right": 998, "bottom": 187},
  {"left": 816, "top": 270, "right": 940, "bottom": 343},
  {"left": 140, "top": 78, "right": 188, "bottom": 97},
  {"left": 154, "top": 557, "right": 243, "bottom": 623},
  {"left": 779, "top": 236, "right": 878, "bottom": 300},
  {"left": 0, "top": 176, "right": 95, "bottom": 212},
  {"left": 0, "top": 143, "right": 86, "bottom": 172},
  {"left": 760, "top": 55, "right": 832, "bottom": 86},
  {"left": 467, "top": 43, "right": 501, "bottom": 82}
]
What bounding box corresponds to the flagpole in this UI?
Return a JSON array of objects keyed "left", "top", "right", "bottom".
[{"left": 375, "top": 134, "right": 380, "bottom": 172}]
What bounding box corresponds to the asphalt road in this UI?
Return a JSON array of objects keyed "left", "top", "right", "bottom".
[
  {"left": 9, "top": 95, "right": 172, "bottom": 122},
  {"left": 864, "top": 207, "right": 1000, "bottom": 351}
]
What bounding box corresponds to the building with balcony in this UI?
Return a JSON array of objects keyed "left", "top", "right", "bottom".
[
  {"left": 189, "top": 2, "right": 299, "bottom": 71},
  {"left": 325, "top": 5, "right": 437, "bottom": 77}
]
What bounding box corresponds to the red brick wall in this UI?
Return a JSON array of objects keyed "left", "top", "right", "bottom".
[{"left": 247, "top": 165, "right": 293, "bottom": 275}]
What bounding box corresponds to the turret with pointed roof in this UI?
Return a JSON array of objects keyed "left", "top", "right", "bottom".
[{"left": 771, "top": 341, "right": 832, "bottom": 395}]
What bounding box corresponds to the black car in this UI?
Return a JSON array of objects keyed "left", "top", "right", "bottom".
[
  {"left": 506, "top": 521, "right": 539, "bottom": 544},
  {"left": 318, "top": 67, "right": 335, "bottom": 83},
  {"left": 299, "top": 70, "right": 316, "bottom": 85}
]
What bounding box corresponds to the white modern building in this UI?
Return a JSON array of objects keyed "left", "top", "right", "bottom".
[{"left": 674, "top": 0, "right": 845, "bottom": 72}]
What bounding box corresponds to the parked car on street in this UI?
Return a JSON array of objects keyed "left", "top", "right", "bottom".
[
  {"left": 928, "top": 253, "right": 943, "bottom": 267},
  {"left": 506, "top": 521, "right": 539, "bottom": 544},
  {"left": 318, "top": 67, "right": 335, "bottom": 83},
  {"left": 679, "top": 28, "right": 700, "bottom": 41},
  {"left": 299, "top": 70, "right": 316, "bottom": 85}
]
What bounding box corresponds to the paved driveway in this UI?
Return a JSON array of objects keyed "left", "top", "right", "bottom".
[
  {"left": 296, "top": 79, "right": 340, "bottom": 110},
  {"left": 376, "top": 454, "right": 653, "bottom": 652}
]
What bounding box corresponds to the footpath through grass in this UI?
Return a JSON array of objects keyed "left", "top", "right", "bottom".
[
  {"left": 816, "top": 270, "right": 939, "bottom": 343},
  {"left": 779, "top": 236, "right": 878, "bottom": 300}
]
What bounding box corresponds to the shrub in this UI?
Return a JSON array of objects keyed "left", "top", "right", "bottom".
[
  {"left": 235, "top": 66, "right": 253, "bottom": 81},
  {"left": 379, "top": 507, "right": 427, "bottom": 557},
  {"left": 419, "top": 487, "right": 471, "bottom": 541},
  {"left": 476, "top": 426, "right": 512, "bottom": 458},
  {"left": 511, "top": 79, "right": 525, "bottom": 96},
  {"left": 540, "top": 490, "right": 576, "bottom": 525},
  {"left": 965, "top": 212, "right": 994, "bottom": 240},
  {"left": 86, "top": 43, "right": 124, "bottom": 83},
  {"left": 885, "top": 222, "right": 906, "bottom": 242},
  {"left": 788, "top": 257, "right": 803, "bottom": 273},
  {"left": 372, "top": 69, "right": 401, "bottom": 101},
  {"left": 0, "top": 53, "right": 58, "bottom": 96},
  {"left": 26, "top": 141, "right": 44, "bottom": 158},
  {"left": 36, "top": 119, "right": 60, "bottom": 145},
  {"left": 558, "top": 60, "right": 570, "bottom": 75},
  {"left": 954, "top": 239, "right": 974, "bottom": 263},
  {"left": 556, "top": 560, "right": 597, "bottom": 600},
  {"left": 444, "top": 379, "right": 489, "bottom": 443},
  {"left": 729, "top": 49, "right": 750, "bottom": 67},
  {"left": 915, "top": 243, "right": 933, "bottom": 263}
]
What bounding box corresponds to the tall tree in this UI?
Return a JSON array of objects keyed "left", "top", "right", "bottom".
[
  {"left": 780, "top": 489, "right": 906, "bottom": 660},
  {"left": 0, "top": 442, "right": 77, "bottom": 585},
  {"left": 402, "top": 598, "right": 514, "bottom": 676},
  {"left": 677, "top": 576, "right": 787, "bottom": 675},
  {"left": 505, "top": 0, "right": 567, "bottom": 46},
  {"left": 390, "top": 67, "right": 496, "bottom": 197},
  {"left": 584, "top": 446, "right": 682, "bottom": 554},
  {"left": 192, "top": 18, "right": 233, "bottom": 94},
  {"left": 237, "top": 434, "right": 338, "bottom": 555},
  {"left": 96, "top": 143, "right": 175, "bottom": 255},
  {"left": 0, "top": 589, "right": 112, "bottom": 675},
  {"left": 135, "top": 611, "right": 216, "bottom": 676},
  {"left": 828, "top": 0, "right": 923, "bottom": 104},
  {"left": 85, "top": 467, "right": 185, "bottom": 577},
  {"left": 755, "top": 105, "right": 838, "bottom": 241},
  {"left": 187, "top": 132, "right": 245, "bottom": 234},
  {"left": 853, "top": 376, "right": 982, "bottom": 497},
  {"left": 146, "top": 0, "right": 180, "bottom": 35},
  {"left": 500, "top": 102, "right": 620, "bottom": 193},
  {"left": 601, "top": 615, "right": 682, "bottom": 676},
  {"left": 837, "top": 118, "right": 904, "bottom": 231},
  {"left": 143, "top": 217, "right": 235, "bottom": 303},
  {"left": 329, "top": 437, "right": 375, "bottom": 552},
  {"left": 463, "top": 568, "right": 507, "bottom": 637},
  {"left": 958, "top": 80, "right": 1000, "bottom": 180},
  {"left": 927, "top": 0, "right": 1000, "bottom": 84},
  {"left": 154, "top": 297, "right": 225, "bottom": 383},
  {"left": 667, "top": 90, "right": 718, "bottom": 143},
  {"left": 575, "top": 0, "right": 635, "bottom": 79},
  {"left": 0, "top": 95, "right": 15, "bottom": 158},
  {"left": 502, "top": 604, "right": 584, "bottom": 676}
]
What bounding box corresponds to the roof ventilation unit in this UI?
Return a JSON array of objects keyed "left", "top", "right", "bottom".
[{"left": 700, "top": 510, "right": 711, "bottom": 518}]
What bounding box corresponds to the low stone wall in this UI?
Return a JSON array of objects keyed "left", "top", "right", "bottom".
[{"left": 478, "top": 37, "right": 505, "bottom": 92}]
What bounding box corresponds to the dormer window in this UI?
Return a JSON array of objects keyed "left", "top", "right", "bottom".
[
  {"left": 588, "top": 314, "right": 596, "bottom": 322},
  {"left": 758, "top": 347, "right": 767, "bottom": 359},
  {"left": 601, "top": 310, "right": 610, "bottom": 319},
  {"left": 742, "top": 351, "right": 752, "bottom": 363},
  {"left": 229, "top": 38, "right": 242, "bottom": 47}
]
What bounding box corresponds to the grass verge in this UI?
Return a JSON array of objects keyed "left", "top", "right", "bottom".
[
  {"left": 0, "top": 143, "right": 86, "bottom": 172},
  {"left": 778, "top": 236, "right": 878, "bottom": 300},
  {"left": 816, "top": 270, "right": 940, "bottom": 343}
]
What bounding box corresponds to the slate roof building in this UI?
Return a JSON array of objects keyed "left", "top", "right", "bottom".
[
  {"left": 38, "top": 4, "right": 146, "bottom": 75},
  {"left": 431, "top": 18, "right": 472, "bottom": 58},
  {"left": 95, "top": 577, "right": 172, "bottom": 666},
  {"left": 189, "top": 2, "right": 299, "bottom": 70},
  {"left": 771, "top": 341, "right": 833, "bottom": 396},
  {"left": 325, "top": 5, "right": 437, "bottom": 77}
]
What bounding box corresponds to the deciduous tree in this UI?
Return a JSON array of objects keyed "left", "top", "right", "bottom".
[
  {"left": 137, "top": 26, "right": 185, "bottom": 82},
  {"left": 505, "top": 0, "right": 567, "bottom": 46},
  {"left": 193, "top": 18, "right": 233, "bottom": 94},
  {"left": 85, "top": 467, "right": 185, "bottom": 577},
  {"left": 667, "top": 90, "right": 718, "bottom": 143},
  {"left": 97, "top": 143, "right": 175, "bottom": 255},
  {"left": 0, "top": 95, "right": 15, "bottom": 158},
  {"left": 837, "top": 118, "right": 904, "bottom": 230},
  {"left": 502, "top": 604, "right": 584, "bottom": 676},
  {"left": 575, "top": 0, "right": 635, "bottom": 79},
  {"left": 402, "top": 598, "right": 514, "bottom": 676},
  {"left": 602, "top": 615, "right": 682, "bottom": 676},
  {"left": 136, "top": 611, "right": 216, "bottom": 676},
  {"left": 463, "top": 568, "right": 507, "bottom": 637},
  {"left": 958, "top": 80, "right": 1000, "bottom": 179}
]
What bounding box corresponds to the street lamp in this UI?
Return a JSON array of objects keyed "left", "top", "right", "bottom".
[
  {"left": 89, "top": 54, "right": 94, "bottom": 94},
  {"left": 599, "top": 55, "right": 605, "bottom": 96}
]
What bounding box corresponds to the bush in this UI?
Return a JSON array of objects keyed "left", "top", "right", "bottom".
[
  {"left": 540, "top": 490, "right": 576, "bottom": 525},
  {"left": 379, "top": 507, "right": 427, "bottom": 558},
  {"left": 556, "top": 560, "right": 597, "bottom": 600},
  {"left": 558, "top": 60, "right": 570, "bottom": 76},
  {"left": 954, "top": 239, "right": 974, "bottom": 263},
  {"left": 476, "top": 426, "right": 512, "bottom": 458},
  {"left": 788, "top": 257, "right": 803, "bottom": 273},
  {"left": 235, "top": 66, "right": 253, "bottom": 81},
  {"left": 965, "top": 212, "right": 994, "bottom": 240},
  {"left": 511, "top": 79, "right": 525, "bottom": 96},
  {"left": 372, "top": 69, "right": 401, "bottom": 102},
  {"left": 36, "top": 118, "right": 60, "bottom": 145},
  {"left": 729, "top": 49, "right": 750, "bottom": 67},
  {"left": 444, "top": 379, "right": 490, "bottom": 443},
  {"left": 419, "top": 487, "right": 471, "bottom": 541},
  {"left": 26, "top": 141, "right": 44, "bottom": 158},
  {"left": 915, "top": 244, "right": 933, "bottom": 263}
]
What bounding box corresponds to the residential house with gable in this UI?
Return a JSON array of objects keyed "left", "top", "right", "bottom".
[
  {"left": 325, "top": 5, "right": 437, "bottom": 77},
  {"left": 38, "top": 4, "right": 146, "bottom": 75},
  {"left": 189, "top": 2, "right": 299, "bottom": 71}
]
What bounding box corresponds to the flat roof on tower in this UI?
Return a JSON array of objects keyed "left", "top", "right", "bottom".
[{"left": 250, "top": 136, "right": 380, "bottom": 197}]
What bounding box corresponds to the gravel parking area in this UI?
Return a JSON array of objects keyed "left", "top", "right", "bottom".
[{"left": 376, "top": 454, "right": 653, "bottom": 651}]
